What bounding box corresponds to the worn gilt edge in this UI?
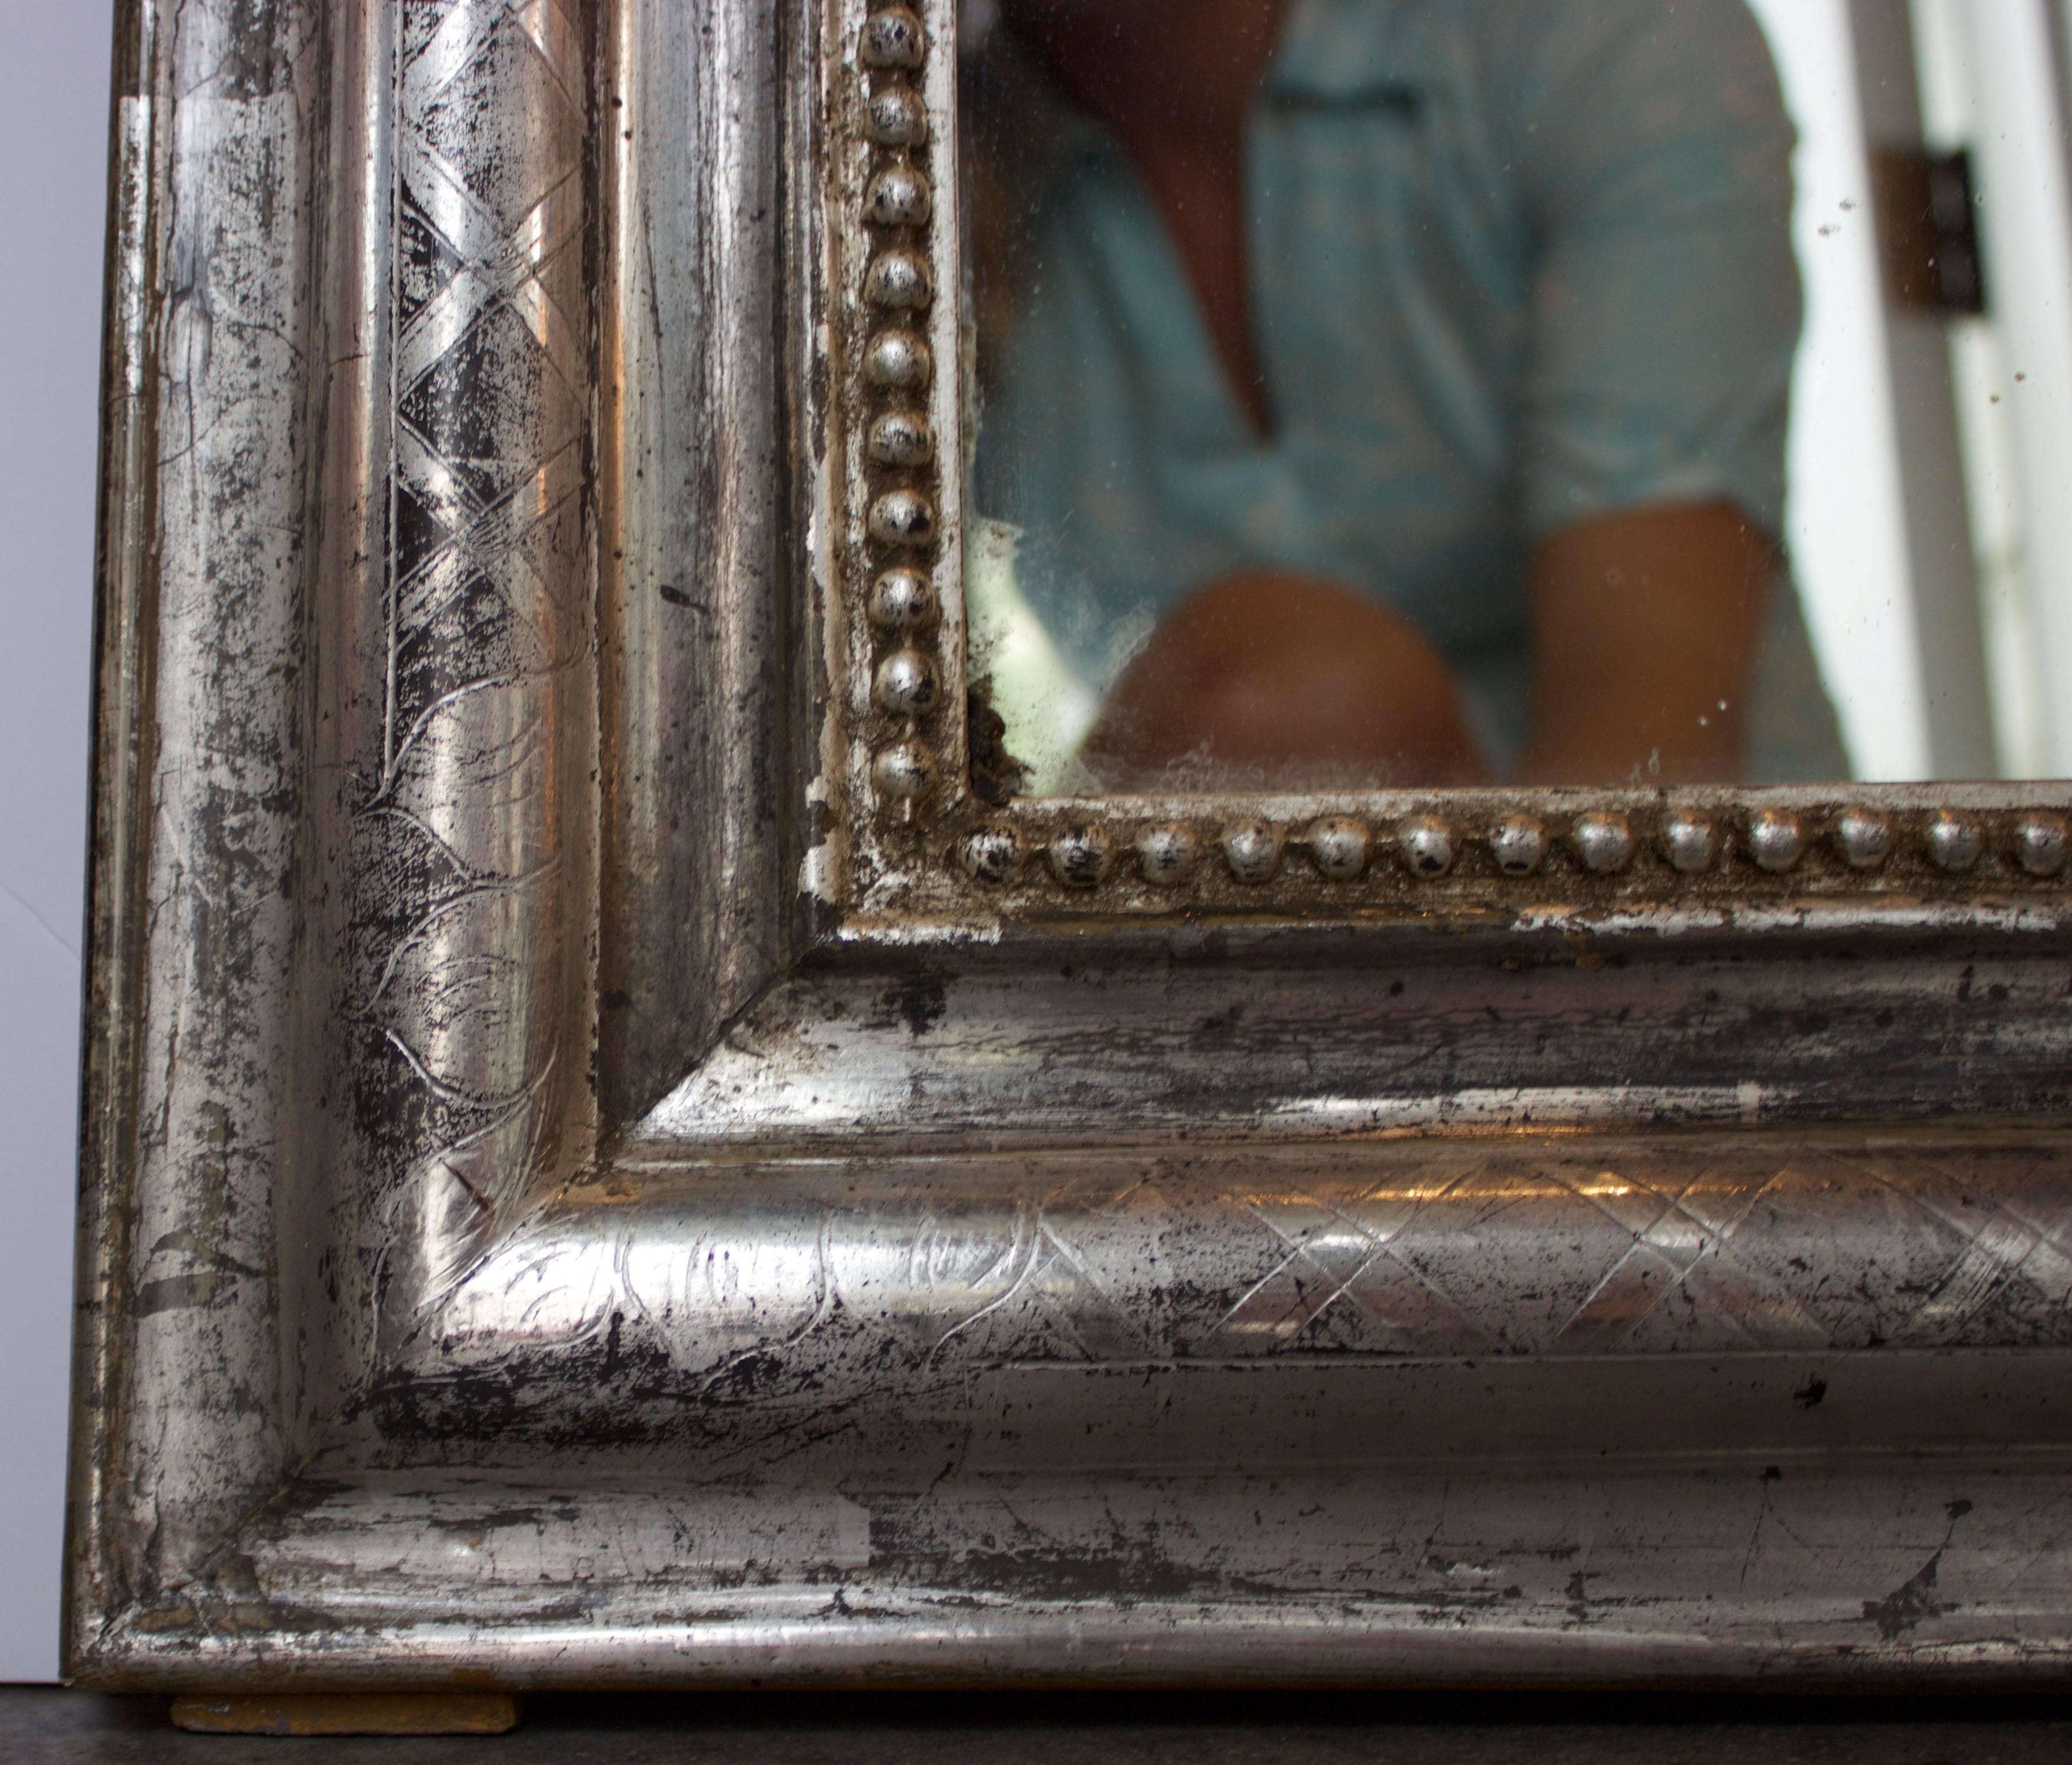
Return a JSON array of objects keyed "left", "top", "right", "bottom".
[
  {"left": 821, "top": 3, "right": 2072, "bottom": 923},
  {"left": 67, "top": 1448, "right": 2072, "bottom": 1695},
  {"left": 68, "top": 0, "right": 165, "bottom": 1660}
]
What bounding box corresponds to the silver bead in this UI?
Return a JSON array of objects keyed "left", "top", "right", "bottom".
[
  {"left": 1222, "top": 819, "right": 1285, "bottom": 884},
  {"left": 868, "top": 488, "right": 936, "bottom": 548},
  {"left": 1925, "top": 809, "right": 1984, "bottom": 873},
  {"left": 865, "top": 85, "right": 928, "bottom": 147},
  {"left": 1305, "top": 816, "right": 1372, "bottom": 882},
  {"left": 867, "top": 567, "right": 938, "bottom": 632},
  {"left": 1487, "top": 815, "right": 1547, "bottom": 877},
  {"left": 864, "top": 166, "right": 932, "bottom": 229},
  {"left": 959, "top": 823, "right": 1022, "bottom": 885},
  {"left": 871, "top": 737, "right": 936, "bottom": 800},
  {"left": 863, "top": 329, "right": 932, "bottom": 391},
  {"left": 2016, "top": 812, "right": 2070, "bottom": 878},
  {"left": 1048, "top": 822, "right": 1114, "bottom": 889},
  {"left": 1134, "top": 822, "right": 1200, "bottom": 887},
  {"left": 864, "top": 248, "right": 932, "bottom": 310},
  {"left": 867, "top": 409, "right": 934, "bottom": 467},
  {"left": 860, "top": 8, "right": 925, "bottom": 68},
  {"left": 1661, "top": 811, "right": 1717, "bottom": 875},
  {"left": 1746, "top": 808, "right": 1806, "bottom": 874},
  {"left": 873, "top": 648, "right": 938, "bottom": 717},
  {"left": 1396, "top": 815, "right": 1455, "bottom": 879},
  {"left": 1834, "top": 807, "right": 1894, "bottom": 871},
  {"left": 1572, "top": 812, "right": 1635, "bottom": 875}
]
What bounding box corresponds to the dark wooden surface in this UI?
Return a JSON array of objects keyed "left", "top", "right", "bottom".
[{"left": 9, "top": 1688, "right": 2072, "bottom": 1763}]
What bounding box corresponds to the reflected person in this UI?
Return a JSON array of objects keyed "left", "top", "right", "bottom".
[{"left": 963, "top": 0, "right": 1847, "bottom": 789}]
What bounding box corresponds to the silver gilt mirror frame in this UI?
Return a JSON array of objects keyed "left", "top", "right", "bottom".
[{"left": 68, "top": 0, "right": 2072, "bottom": 1695}]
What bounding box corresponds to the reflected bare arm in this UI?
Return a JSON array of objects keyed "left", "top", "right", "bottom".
[
  {"left": 1078, "top": 571, "right": 1489, "bottom": 791},
  {"left": 1078, "top": 508, "right": 1771, "bottom": 791},
  {"left": 1520, "top": 501, "right": 1773, "bottom": 785}
]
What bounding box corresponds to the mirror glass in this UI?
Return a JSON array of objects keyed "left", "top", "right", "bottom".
[{"left": 957, "top": 0, "right": 2072, "bottom": 794}]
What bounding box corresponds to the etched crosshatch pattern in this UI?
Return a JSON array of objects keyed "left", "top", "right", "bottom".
[
  {"left": 64, "top": 0, "right": 2072, "bottom": 1700},
  {"left": 410, "top": 1143, "right": 2072, "bottom": 1383},
  {"left": 366, "top": 0, "right": 596, "bottom": 1326}
]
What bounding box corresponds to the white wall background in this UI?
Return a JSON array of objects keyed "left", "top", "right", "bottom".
[{"left": 0, "top": 0, "right": 113, "bottom": 1684}]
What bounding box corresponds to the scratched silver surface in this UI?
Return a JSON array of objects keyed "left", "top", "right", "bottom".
[
  {"left": 403, "top": 1142, "right": 2072, "bottom": 1396},
  {"left": 347, "top": 0, "right": 597, "bottom": 1351},
  {"left": 74, "top": 0, "right": 322, "bottom": 1617},
  {"left": 67, "top": 0, "right": 2072, "bottom": 1697}
]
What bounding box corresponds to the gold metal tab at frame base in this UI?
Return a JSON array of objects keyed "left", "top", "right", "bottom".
[{"left": 170, "top": 1693, "right": 520, "bottom": 1737}]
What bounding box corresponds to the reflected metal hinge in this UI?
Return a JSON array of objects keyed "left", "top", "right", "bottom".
[{"left": 1871, "top": 146, "right": 1987, "bottom": 316}]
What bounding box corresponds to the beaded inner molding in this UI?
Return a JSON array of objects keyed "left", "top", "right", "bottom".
[
  {"left": 851, "top": 4, "right": 957, "bottom": 815},
  {"left": 839, "top": 5, "right": 2071, "bottom": 908},
  {"left": 954, "top": 801, "right": 2072, "bottom": 893}
]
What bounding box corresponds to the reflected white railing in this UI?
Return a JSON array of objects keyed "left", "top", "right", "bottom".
[
  {"left": 1751, "top": 0, "right": 1932, "bottom": 782},
  {"left": 1929, "top": 0, "right": 2072, "bottom": 775}
]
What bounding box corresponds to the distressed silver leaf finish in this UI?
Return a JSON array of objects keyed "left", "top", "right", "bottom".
[
  {"left": 638, "top": 928, "right": 2072, "bottom": 1146},
  {"left": 69, "top": 0, "right": 2072, "bottom": 1698},
  {"left": 75, "top": 0, "right": 321, "bottom": 1618},
  {"left": 596, "top": 0, "right": 797, "bottom": 1125},
  {"left": 174, "top": 1459, "right": 2072, "bottom": 1687},
  {"left": 385, "top": 1142, "right": 2072, "bottom": 1436},
  {"left": 352, "top": 0, "right": 596, "bottom": 1342}
]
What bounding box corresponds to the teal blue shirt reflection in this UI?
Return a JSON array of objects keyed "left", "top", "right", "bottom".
[{"left": 966, "top": 0, "right": 1847, "bottom": 779}]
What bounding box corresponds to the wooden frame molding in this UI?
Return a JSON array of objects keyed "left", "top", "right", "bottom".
[{"left": 68, "top": 0, "right": 2072, "bottom": 1695}]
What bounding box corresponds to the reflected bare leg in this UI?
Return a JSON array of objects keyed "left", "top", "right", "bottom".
[{"left": 1080, "top": 571, "right": 1489, "bottom": 791}]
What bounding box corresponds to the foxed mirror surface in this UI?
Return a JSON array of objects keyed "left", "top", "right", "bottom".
[{"left": 956, "top": 0, "right": 2072, "bottom": 798}]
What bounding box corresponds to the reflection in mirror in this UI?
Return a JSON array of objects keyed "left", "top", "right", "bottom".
[{"left": 957, "top": 0, "right": 2072, "bottom": 796}]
